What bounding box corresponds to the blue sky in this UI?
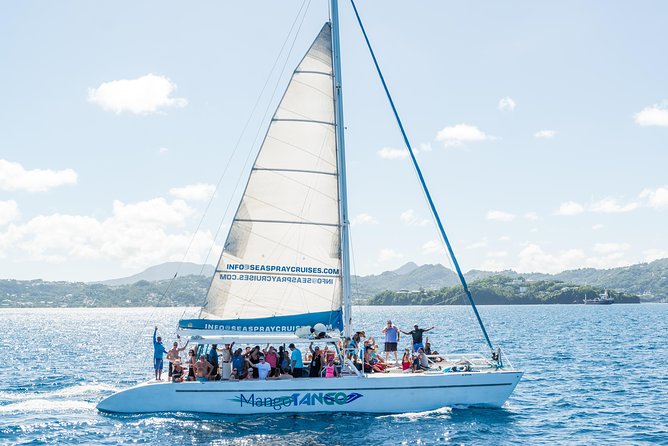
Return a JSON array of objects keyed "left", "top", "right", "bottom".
[{"left": 1, "top": 1, "right": 667, "bottom": 282}]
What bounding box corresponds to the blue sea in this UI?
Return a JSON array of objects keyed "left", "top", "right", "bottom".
[{"left": 1, "top": 304, "right": 667, "bottom": 445}]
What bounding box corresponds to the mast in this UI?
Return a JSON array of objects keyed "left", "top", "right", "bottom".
[{"left": 330, "top": 0, "right": 353, "bottom": 338}]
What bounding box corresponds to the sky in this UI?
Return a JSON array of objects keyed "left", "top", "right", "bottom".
[{"left": 1, "top": 0, "right": 667, "bottom": 282}]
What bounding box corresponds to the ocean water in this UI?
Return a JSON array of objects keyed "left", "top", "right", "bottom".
[{"left": 1, "top": 304, "right": 667, "bottom": 445}]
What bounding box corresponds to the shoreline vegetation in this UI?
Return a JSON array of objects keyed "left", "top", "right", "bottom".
[
  {"left": 367, "top": 275, "right": 640, "bottom": 305},
  {"left": 4, "top": 258, "right": 668, "bottom": 308},
  {"left": 0, "top": 274, "right": 644, "bottom": 308}
]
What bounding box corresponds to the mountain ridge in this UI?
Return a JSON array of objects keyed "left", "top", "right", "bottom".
[{"left": 85, "top": 258, "right": 668, "bottom": 302}]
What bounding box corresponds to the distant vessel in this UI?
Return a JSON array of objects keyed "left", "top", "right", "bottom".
[{"left": 583, "top": 290, "right": 614, "bottom": 305}]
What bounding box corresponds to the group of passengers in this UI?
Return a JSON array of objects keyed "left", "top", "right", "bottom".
[
  {"left": 152, "top": 320, "right": 441, "bottom": 382},
  {"left": 153, "top": 327, "right": 341, "bottom": 382},
  {"left": 345, "top": 321, "right": 441, "bottom": 374}
]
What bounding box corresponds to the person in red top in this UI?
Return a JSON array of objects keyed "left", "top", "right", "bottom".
[{"left": 263, "top": 345, "right": 279, "bottom": 377}]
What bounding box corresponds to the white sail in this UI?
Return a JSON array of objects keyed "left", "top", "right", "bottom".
[{"left": 183, "top": 24, "right": 342, "bottom": 332}]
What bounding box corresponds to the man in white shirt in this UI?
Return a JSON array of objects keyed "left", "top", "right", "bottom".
[{"left": 252, "top": 354, "right": 272, "bottom": 380}]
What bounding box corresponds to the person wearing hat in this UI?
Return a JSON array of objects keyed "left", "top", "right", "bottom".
[
  {"left": 251, "top": 354, "right": 272, "bottom": 380},
  {"left": 401, "top": 324, "right": 434, "bottom": 352},
  {"left": 382, "top": 320, "right": 400, "bottom": 365},
  {"left": 171, "top": 359, "right": 184, "bottom": 382}
]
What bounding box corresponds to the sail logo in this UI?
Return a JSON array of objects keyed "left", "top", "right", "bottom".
[
  {"left": 233, "top": 392, "right": 363, "bottom": 411},
  {"left": 226, "top": 263, "right": 340, "bottom": 275},
  {"left": 219, "top": 273, "right": 335, "bottom": 285}
]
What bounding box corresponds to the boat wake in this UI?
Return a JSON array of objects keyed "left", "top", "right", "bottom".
[
  {"left": 379, "top": 406, "right": 453, "bottom": 421},
  {"left": 0, "top": 398, "right": 96, "bottom": 413},
  {"left": 0, "top": 383, "right": 119, "bottom": 402}
]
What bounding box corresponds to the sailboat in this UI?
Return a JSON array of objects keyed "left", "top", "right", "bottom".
[{"left": 97, "top": 0, "right": 522, "bottom": 414}]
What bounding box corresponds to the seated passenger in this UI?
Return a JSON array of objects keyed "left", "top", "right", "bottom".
[
  {"left": 171, "top": 359, "right": 184, "bottom": 382},
  {"left": 417, "top": 347, "right": 430, "bottom": 370},
  {"left": 401, "top": 349, "right": 411, "bottom": 372},
  {"left": 424, "top": 337, "right": 443, "bottom": 362}
]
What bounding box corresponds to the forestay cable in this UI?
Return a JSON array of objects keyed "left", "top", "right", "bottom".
[{"left": 349, "top": 0, "right": 494, "bottom": 350}]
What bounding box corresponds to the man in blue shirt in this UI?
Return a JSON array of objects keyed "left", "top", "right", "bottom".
[
  {"left": 289, "top": 343, "right": 303, "bottom": 378},
  {"left": 207, "top": 344, "right": 220, "bottom": 381},
  {"left": 382, "top": 320, "right": 400, "bottom": 364},
  {"left": 153, "top": 326, "right": 167, "bottom": 380}
]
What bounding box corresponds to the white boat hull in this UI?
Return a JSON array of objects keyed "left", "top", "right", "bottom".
[{"left": 97, "top": 370, "right": 522, "bottom": 414}]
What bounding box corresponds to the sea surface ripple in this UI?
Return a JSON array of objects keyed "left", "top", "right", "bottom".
[{"left": 1, "top": 305, "right": 667, "bottom": 445}]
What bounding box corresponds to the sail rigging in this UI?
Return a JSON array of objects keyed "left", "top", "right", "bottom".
[{"left": 180, "top": 23, "right": 343, "bottom": 332}]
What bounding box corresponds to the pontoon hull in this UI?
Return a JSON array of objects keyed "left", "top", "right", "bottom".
[{"left": 97, "top": 370, "right": 522, "bottom": 414}]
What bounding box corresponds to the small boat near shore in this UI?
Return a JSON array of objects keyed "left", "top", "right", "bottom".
[
  {"left": 583, "top": 290, "right": 614, "bottom": 305},
  {"left": 98, "top": 0, "right": 522, "bottom": 415}
]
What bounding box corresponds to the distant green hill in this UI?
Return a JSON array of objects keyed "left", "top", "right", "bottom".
[
  {"left": 1, "top": 258, "right": 666, "bottom": 308},
  {"left": 368, "top": 275, "right": 641, "bottom": 305},
  {"left": 0, "top": 275, "right": 209, "bottom": 308}
]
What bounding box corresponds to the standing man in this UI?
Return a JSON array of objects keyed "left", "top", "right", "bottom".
[
  {"left": 220, "top": 342, "right": 235, "bottom": 380},
  {"left": 289, "top": 343, "right": 304, "bottom": 378},
  {"left": 208, "top": 344, "right": 220, "bottom": 381},
  {"left": 401, "top": 324, "right": 434, "bottom": 352},
  {"left": 153, "top": 326, "right": 168, "bottom": 381},
  {"left": 382, "top": 320, "right": 400, "bottom": 365}
]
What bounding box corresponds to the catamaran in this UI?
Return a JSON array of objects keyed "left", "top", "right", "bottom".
[{"left": 97, "top": 0, "right": 523, "bottom": 414}]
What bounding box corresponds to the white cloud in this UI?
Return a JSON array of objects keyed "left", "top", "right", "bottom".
[
  {"left": 590, "top": 198, "right": 639, "bottom": 213},
  {"left": 639, "top": 186, "right": 668, "bottom": 209},
  {"left": 634, "top": 103, "right": 668, "bottom": 127},
  {"left": 516, "top": 243, "right": 585, "bottom": 274},
  {"left": 377, "top": 147, "right": 408, "bottom": 160},
  {"left": 593, "top": 243, "right": 631, "bottom": 254},
  {"left": 378, "top": 248, "right": 403, "bottom": 262},
  {"left": 534, "top": 130, "right": 557, "bottom": 139},
  {"left": 524, "top": 212, "right": 540, "bottom": 221},
  {"left": 351, "top": 213, "right": 378, "bottom": 226},
  {"left": 418, "top": 143, "right": 433, "bottom": 152},
  {"left": 0, "top": 159, "right": 77, "bottom": 192},
  {"left": 159, "top": 147, "right": 169, "bottom": 155},
  {"left": 480, "top": 259, "right": 506, "bottom": 271},
  {"left": 400, "top": 209, "right": 429, "bottom": 226},
  {"left": 466, "top": 238, "right": 488, "bottom": 249},
  {"left": 169, "top": 183, "right": 216, "bottom": 202},
  {"left": 487, "top": 251, "right": 508, "bottom": 258},
  {"left": 0, "top": 198, "right": 216, "bottom": 269},
  {"left": 584, "top": 252, "right": 630, "bottom": 269},
  {"left": 422, "top": 239, "right": 444, "bottom": 255},
  {"left": 499, "top": 235, "right": 511, "bottom": 241},
  {"left": 112, "top": 198, "right": 194, "bottom": 227},
  {"left": 643, "top": 249, "right": 668, "bottom": 263},
  {"left": 498, "top": 96, "right": 516, "bottom": 111},
  {"left": 486, "top": 210, "right": 516, "bottom": 222},
  {"left": 436, "top": 124, "right": 494, "bottom": 147},
  {"left": 0, "top": 200, "right": 19, "bottom": 225},
  {"left": 556, "top": 201, "right": 585, "bottom": 216},
  {"left": 87, "top": 74, "right": 187, "bottom": 115},
  {"left": 592, "top": 224, "right": 604, "bottom": 230}
]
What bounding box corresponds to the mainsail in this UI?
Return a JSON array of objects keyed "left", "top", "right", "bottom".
[{"left": 180, "top": 23, "right": 343, "bottom": 333}]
